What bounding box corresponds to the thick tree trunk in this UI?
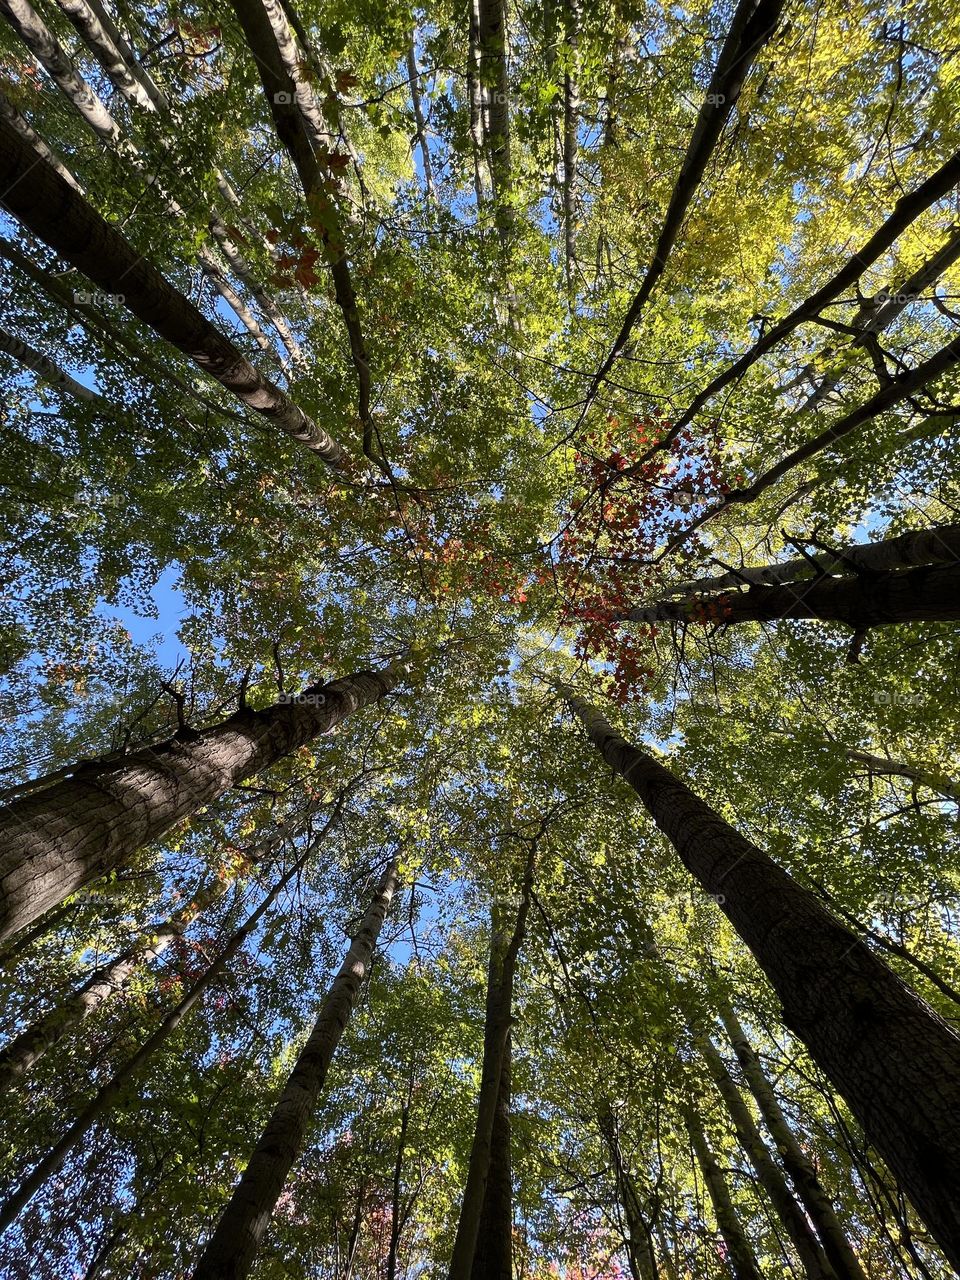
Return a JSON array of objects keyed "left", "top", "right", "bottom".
[
  {"left": 563, "top": 688, "right": 960, "bottom": 1269},
  {"left": 621, "top": 561, "right": 960, "bottom": 628},
  {"left": 696, "top": 1034, "right": 836, "bottom": 1278},
  {"left": 0, "top": 115, "right": 349, "bottom": 464},
  {"left": 0, "top": 666, "right": 398, "bottom": 940},
  {"left": 448, "top": 847, "right": 534, "bottom": 1280},
  {"left": 0, "top": 833, "right": 322, "bottom": 1230},
  {"left": 477, "top": 0, "right": 512, "bottom": 243},
  {"left": 190, "top": 861, "right": 400, "bottom": 1280},
  {"left": 684, "top": 1106, "right": 763, "bottom": 1280},
  {"left": 53, "top": 0, "right": 155, "bottom": 110},
  {"left": 714, "top": 994, "right": 867, "bottom": 1280}
]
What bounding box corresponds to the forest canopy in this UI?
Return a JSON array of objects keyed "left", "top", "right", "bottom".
[{"left": 1, "top": 0, "right": 959, "bottom": 1276}]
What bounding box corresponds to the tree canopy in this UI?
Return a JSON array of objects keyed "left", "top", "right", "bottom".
[{"left": 1, "top": 0, "right": 959, "bottom": 1275}]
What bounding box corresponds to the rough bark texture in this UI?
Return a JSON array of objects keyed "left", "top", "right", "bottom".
[
  {"left": 0, "top": 115, "right": 349, "bottom": 464},
  {"left": 622, "top": 561, "right": 960, "bottom": 628},
  {"left": 564, "top": 687, "right": 960, "bottom": 1270},
  {"left": 477, "top": 0, "right": 513, "bottom": 241},
  {"left": 54, "top": 0, "right": 155, "bottom": 109},
  {"left": 0, "top": 666, "right": 397, "bottom": 940},
  {"left": 190, "top": 862, "right": 400, "bottom": 1280},
  {"left": 684, "top": 1106, "right": 763, "bottom": 1280},
  {"left": 696, "top": 1034, "right": 836, "bottom": 1278},
  {"left": 715, "top": 994, "right": 868, "bottom": 1280}
]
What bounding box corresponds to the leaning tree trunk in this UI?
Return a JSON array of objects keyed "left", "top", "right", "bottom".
[
  {"left": 448, "top": 846, "right": 535, "bottom": 1280},
  {"left": 0, "top": 665, "right": 399, "bottom": 940},
  {"left": 683, "top": 1106, "right": 763, "bottom": 1280},
  {"left": 190, "top": 861, "right": 400, "bottom": 1280},
  {"left": 562, "top": 687, "right": 960, "bottom": 1270},
  {"left": 619, "top": 561, "right": 960, "bottom": 628},
  {"left": 696, "top": 1033, "right": 836, "bottom": 1279},
  {"left": 0, "top": 115, "right": 349, "bottom": 465},
  {"left": 0, "top": 325, "right": 108, "bottom": 406},
  {"left": 714, "top": 993, "right": 867, "bottom": 1280},
  {"left": 0, "top": 829, "right": 325, "bottom": 1230},
  {"left": 598, "top": 1104, "right": 659, "bottom": 1280}
]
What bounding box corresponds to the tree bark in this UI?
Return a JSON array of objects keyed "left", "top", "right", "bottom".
[
  {"left": 0, "top": 325, "right": 106, "bottom": 405},
  {"left": 658, "top": 523, "right": 960, "bottom": 598},
  {"left": 190, "top": 861, "right": 400, "bottom": 1280},
  {"left": 0, "top": 665, "right": 399, "bottom": 940},
  {"left": 407, "top": 37, "right": 435, "bottom": 201},
  {"left": 562, "top": 687, "right": 960, "bottom": 1269},
  {"left": 696, "top": 1033, "right": 836, "bottom": 1278},
  {"left": 683, "top": 1106, "right": 764, "bottom": 1280},
  {"left": 53, "top": 0, "right": 155, "bottom": 110},
  {"left": 598, "top": 1104, "right": 659, "bottom": 1280},
  {"left": 0, "top": 114, "right": 349, "bottom": 464},
  {"left": 477, "top": 0, "right": 512, "bottom": 243},
  {"left": 714, "top": 994, "right": 867, "bottom": 1280},
  {"left": 470, "top": 1035, "right": 513, "bottom": 1280},
  {"left": 621, "top": 561, "right": 960, "bottom": 629},
  {"left": 561, "top": 0, "right": 578, "bottom": 298},
  {"left": 447, "top": 847, "right": 535, "bottom": 1280},
  {"left": 0, "top": 832, "right": 324, "bottom": 1231}
]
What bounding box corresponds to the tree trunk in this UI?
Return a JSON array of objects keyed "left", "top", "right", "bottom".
[
  {"left": 598, "top": 1104, "right": 659, "bottom": 1280},
  {"left": 0, "top": 115, "right": 349, "bottom": 464},
  {"left": 0, "top": 831, "right": 324, "bottom": 1231},
  {"left": 561, "top": 0, "right": 578, "bottom": 298},
  {"left": 53, "top": 0, "right": 155, "bottom": 110},
  {"left": 190, "top": 861, "right": 400, "bottom": 1280},
  {"left": 621, "top": 561, "right": 960, "bottom": 629},
  {"left": 477, "top": 0, "right": 512, "bottom": 243},
  {"left": 683, "top": 1106, "right": 763, "bottom": 1280},
  {"left": 448, "top": 847, "right": 535, "bottom": 1280},
  {"left": 714, "top": 994, "right": 867, "bottom": 1280},
  {"left": 585, "top": 0, "right": 785, "bottom": 394},
  {"left": 407, "top": 36, "right": 435, "bottom": 201},
  {"left": 658, "top": 523, "right": 960, "bottom": 599},
  {"left": 0, "top": 326, "right": 106, "bottom": 405},
  {"left": 696, "top": 1034, "right": 836, "bottom": 1278},
  {"left": 562, "top": 687, "right": 960, "bottom": 1270},
  {"left": 0, "top": 665, "right": 399, "bottom": 940},
  {"left": 470, "top": 1035, "right": 513, "bottom": 1280}
]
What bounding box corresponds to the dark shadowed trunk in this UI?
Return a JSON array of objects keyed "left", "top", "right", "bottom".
[
  {"left": 190, "top": 861, "right": 400, "bottom": 1280},
  {"left": 470, "top": 1036, "right": 513, "bottom": 1280},
  {"left": 0, "top": 666, "right": 399, "bottom": 940},
  {"left": 562, "top": 687, "right": 960, "bottom": 1270}
]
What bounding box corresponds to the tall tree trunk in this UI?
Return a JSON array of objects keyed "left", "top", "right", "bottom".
[
  {"left": 477, "top": 0, "right": 513, "bottom": 244},
  {"left": 683, "top": 1106, "right": 763, "bottom": 1280},
  {"left": 228, "top": 0, "right": 378, "bottom": 461},
  {"left": 0, "top": 665, "right": 399, "bottom": 940},
  {"left": 562, "top": 687, "right": 960, "bottom": 1269},
  {"left": 470, "top": 1035, "right": 513, "bottom": 1280},
  {"left": 467, "top": 0, "right": 487, "bottom": 207},
  {"left": 0, "top": 115, "right": 349, "bottom": 464},
  {"left": 620, "top": 561, "right": 960, "bottom": 628},
  {"left": 53, "top": 0, "right": 155, "bottom": 110},
  {"left": 0, "top": 830, "right": 324, "bottom": 1230},
  {"left": 561, "top": 0, "right": 578, "bottom": 298},
  {"left": 447, "top": 847, "right": 535, "bottom": 1280},
  {"left": 696, "top": 1034, "right": 836, "bottom": 1278},
  {"left": 714, "top": 994, "right": 867, "bottom": 1280},
  {"left": 407, "top": 36, "right": 435, "bottom": 201},
  {"left": 190, "top": 861, "right": 401, "bottom": 1280},
  {"left": 585, "top": 0, "right": 786, "bottom": 397}
]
